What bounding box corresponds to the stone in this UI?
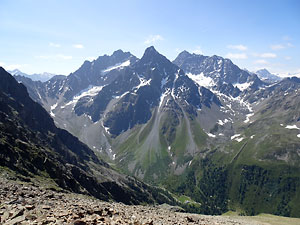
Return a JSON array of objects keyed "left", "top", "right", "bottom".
[
  {"left": 0, "top": 176, "right": 279, "bottom": 225},
  {"left": 73, "top": 219, "right": 87, "bottom": 225},
  {"left": 5, "top": 215, "right": 26, "bottom": 225},
  {"left": 41, "top": 205, "right": 51, "bottom": 210},
  {"left": 25, "top": 204, "right": 35, "bottom": 210}
]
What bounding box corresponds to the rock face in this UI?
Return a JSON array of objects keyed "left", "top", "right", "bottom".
[{"left": 0, "top": 67, "right": 177, "bottom": 206}]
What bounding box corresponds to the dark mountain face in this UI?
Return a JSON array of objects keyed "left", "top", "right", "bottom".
[{"left": 0, "top": 67, "right": 177, "bottom": 205}]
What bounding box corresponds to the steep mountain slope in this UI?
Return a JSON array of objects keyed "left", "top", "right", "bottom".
[
  {"left": 163, "top": 76, "right": 300, "bottom": 216},
  {"left": 224, "top": 77, "right": 300, "bottom": 217},
  {"left": 0, "top": 67, "right": 177, "bottom": 205}
]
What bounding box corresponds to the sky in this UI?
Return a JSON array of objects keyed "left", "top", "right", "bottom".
[{"left": 0, "top": 0, "right": 299, "bottom": 77}]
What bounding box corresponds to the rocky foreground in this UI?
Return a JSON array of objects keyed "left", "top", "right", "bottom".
[{"left": 0, "top": 176, "right": 266, "bottom": 225}]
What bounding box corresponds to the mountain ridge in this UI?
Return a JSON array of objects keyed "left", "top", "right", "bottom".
[
  {"left": 12, "top": 46, "right": 300, "bottom": 217},
  {"left": 10, "top": 69, "right": 60, "bottom": 82}
]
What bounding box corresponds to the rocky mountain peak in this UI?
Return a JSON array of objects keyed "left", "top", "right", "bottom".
[
  {"left": 177, "top": 50, "right": 192, "bottom": 58},
  {"left": 145, "top": 45, "right": 157, "bottom": 53},
  {"left": 140, "top": 46, "right": 168, "bottom": 64},
  {"left": 111, "top": 49, "right": 126, "bottom": 57},
  {"left": 256, "top": 68, "right": 281, "bottom": 82}
]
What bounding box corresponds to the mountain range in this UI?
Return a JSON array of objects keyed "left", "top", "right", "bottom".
[
  {"left": 9, "top": 46, "right": 300, "bottom": 217},
  {"left": 9, "top": 69, "right": 60, "bottom": 82}
]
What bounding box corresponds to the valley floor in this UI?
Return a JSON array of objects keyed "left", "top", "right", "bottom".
[{"left": 0, "top": 175, "right": 299, "bottom": 225}]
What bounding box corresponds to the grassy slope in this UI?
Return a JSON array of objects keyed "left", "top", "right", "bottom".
[{"left": 223, "top": 212, "right": 300, "bottom": 225}]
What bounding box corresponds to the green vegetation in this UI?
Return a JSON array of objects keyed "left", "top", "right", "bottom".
[
  {"left": 190, "top": 120, "right": 207, "bottom": 149},
  {"left": 223, "top": 212, "right": 300, "bottom": 225}
]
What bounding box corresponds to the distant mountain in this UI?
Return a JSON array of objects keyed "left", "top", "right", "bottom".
[
  {"left": 0, "top": 66, "right": 177, "bottom": 205},
  {"left": 9, "top": 69, "right": 59, "bottom": 82},
  {"left": 255, "top": 68, "right": 281, "bottom": 82}
]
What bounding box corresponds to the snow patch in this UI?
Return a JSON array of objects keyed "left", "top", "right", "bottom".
[
  {"left": 134, "top": 75, "right": 151, "bottom": 92},
  {"left": 50, "top": 103, "right": 58, "bottom": 117},
  {"left": 171, "top": 70, "right": 180, "bottom": 99},
  {"left": 218, "top": 119, "right": 230, "bottom": 126},
  {"left": 244, "top": 113, "right": 254, "bottom": 123},
  {"left": 297, "top": 134, "right": 300, "bottom": 138},
  {"left": 158, "top": 89, "right": 170, "bottom": 110},
  {"left": 113, "top": 91, "right": 130, "bottom": 99},
  {"left": 231, "top": 134, "right": 244, "bottom": 142},
  {"left": 285, "top": 125, "right": 300, "bottom": 130},
  {"left": 102, "top": 121, "right": 110, "bottom": 134},
  {"left": 233, "top": 82, "right": 252, "bottom": 91},
  {"left": 250, "top": 135, "right": 255, "bottom": 139},
  {"left": 207, "top": 133, "right": 216, "bottom": 138},
  {"left": 62, "top": 85, "right": 104, "bottom": 109},
  {"left": 218, "top": 120, "right": 225, "bottom": 126},
  {"left": 186, "top": 72, "right": 215, "bottom": 88},
  {"left": 102, "top": 60, "right": 130, "bottom": 73},
  {"left": 235, "top": 137, "right": 245, "bottom": 142},
  {"left": 231, "top": 134, "right": 241, "bottom": 140}
]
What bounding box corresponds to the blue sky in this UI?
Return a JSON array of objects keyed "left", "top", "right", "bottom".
[{"left": 0, "top": 0, "right": 299, "bottom": 77}]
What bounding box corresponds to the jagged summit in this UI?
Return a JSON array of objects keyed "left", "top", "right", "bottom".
[
  {"left": 145, "top": 45, "right": 157, "bottom": 53},
  {"left": 139, "top": 46, "right": 169, "bottom": 65},
  {"left": 178, "top": 50, "right": 192, "bottom": 57}
]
